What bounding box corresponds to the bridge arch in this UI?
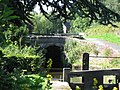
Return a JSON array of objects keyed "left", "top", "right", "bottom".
[
  {"left": 44, "top": 45, "right": 64, "bottom": 68},
  {"left": 24, "top": 35, "right": 73, "bottom": 69},
  {"left": 40, "top": 43, "right": 65, "bottom": 49}
]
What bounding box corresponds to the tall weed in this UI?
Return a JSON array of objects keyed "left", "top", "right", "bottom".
[{"left": 64, "top": 40, "right": 96, "bottom": 64}]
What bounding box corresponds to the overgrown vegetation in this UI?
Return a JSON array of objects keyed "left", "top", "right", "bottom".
[
  {"left": 86, "top": 22, "right": 120, "bottom": 45},
  {"left": 102, "top": 0, "right": 120, "bottom": 14},
  {"left": 64, "top": 40, "right": 96, "bottom": 64},
  {"left": 0, "top": 42, "right": 52, "bottom": 89},
  {"left": 32, "top": 13, "right": 63, "bottom": 34},
  {"left": 0, "top": 37, "right": 53, "bottom": 89},
  {"left": 1, "top": 0, "right": 120, "bottom": 89},
  {"left": 0, "top": 0, "right": 52, "bottom": 89},
  {"left": 69, "top": 15, "right": 90, "bottom": 33},
  {"left": 64, "top": 38, "right": 120, "bottom": 70}
]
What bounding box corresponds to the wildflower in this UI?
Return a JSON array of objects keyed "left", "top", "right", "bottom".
[
  {"left": 112, "top": 87, "right": 118, "bottom": 90},
  {"left": 47, "top": 74, "right": 52, "bottom": 81}
]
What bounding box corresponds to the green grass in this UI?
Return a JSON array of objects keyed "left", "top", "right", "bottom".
[{"left": 88, "top": 33, "right": 120, "bottom": 45}]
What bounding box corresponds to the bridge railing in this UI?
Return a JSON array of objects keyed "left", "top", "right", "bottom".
[
  {"left": 63, "top": 68, "right": 120, "bottom": 90},
  {"left": 28, "top": 33, "right": 85, "bottom": 38},
  {"left": 63, "top": 53, "right": 120, "bottom": 90}
]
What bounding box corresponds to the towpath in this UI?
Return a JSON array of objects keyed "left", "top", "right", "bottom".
[{"left": 86, "top": 38, "right": 120, "bottom": 52}]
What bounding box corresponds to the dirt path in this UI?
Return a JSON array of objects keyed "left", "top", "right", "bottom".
[
  {"left": 51, "top": 81, "right": 72, "bottom": 90},
  {"left": 86, "top": 38, "right": 120, "bottom": 53}
]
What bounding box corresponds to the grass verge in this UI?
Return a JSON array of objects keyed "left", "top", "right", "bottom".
[{"left": 87, "top": 33, "right": 120, "bottom": 45}]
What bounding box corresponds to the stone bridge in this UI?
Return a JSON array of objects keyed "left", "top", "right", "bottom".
[
  {"left": 25, "top": 35, "right": 68, "bottom": 49},
  {"left": 25, "top": 35, "right": 82, "bottom": 69}
]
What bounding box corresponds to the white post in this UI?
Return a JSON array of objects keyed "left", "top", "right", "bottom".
[
  {"left": 62, "top": 23, "right": 67, "bottom": 33},
  {"left": 63, "top": 68, "right": 70, "bottom": 82}
]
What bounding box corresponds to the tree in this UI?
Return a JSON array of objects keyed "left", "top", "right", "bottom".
[
  {"left": 0, "top": 0, "right": 19, "bottom": 30},
  {"left": 50, "top": 17, "right": 63, "bottom": 34},
  {"left": 69, "top": 15, "right": 90, "bottom": 33},
  {"left": 102, "top": 0, "right": 120, "bottom": 14},
  {"left": 0, "top": 0, "right": 20, "bottom": 43},
  {"left": 32, "top": 14, "right": 63, "bottom": 34},
  {"left": 1, "top": 0, "right": 120, "bottom": 29},
  {"left": 33, "top": 14, "right": 53, "bottom": 34}
]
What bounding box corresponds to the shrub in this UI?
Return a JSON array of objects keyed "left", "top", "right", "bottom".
[
  {"left": 69, "top": 15, "right": 90, "bottom": 33},
  {"left": 1, "top": 41, "right": 38, "bottom": 58},
  {"left": 14, "top": 74, "right": 52, "bottom": 90},
  {"left": 86, "top": 22, "right": 120, "bottom": 45},
  {"left": 4, "top": 25, "right": 29, "bottom": 44},
  {"left": 103, "top": 48, "right": 112, "bottom": 57},
  {"left": 86, "top": 23, "right": 120, "bottom": 36},
  {"left": 0, "top": 41, "right": 52, "bottom": 89},
  {"left": 0, "top": 41, "right": 45, "bottom": 73},
  {"left": 86, "top": 24, "right": 112, "bottom": 36},
  {"left": 32, "top": 14, "right": 63, "bottom": 34},
  {"left": 0, "top": 71, "right": 52, "bottom": 90},
  {"left": 64, "top": 40, "right": 96, "bottom": 64},
  {"left": 110, "top": 58, "right": 120, "bottom": 68}
]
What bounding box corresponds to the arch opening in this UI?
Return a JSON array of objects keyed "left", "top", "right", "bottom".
[{"left": 45, "top": 45, "right": 63, "bottom": 69}]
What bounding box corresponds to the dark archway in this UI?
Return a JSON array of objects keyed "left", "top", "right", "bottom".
[{"left": 45, "top": 45, "right": 63, "bottom": 68}]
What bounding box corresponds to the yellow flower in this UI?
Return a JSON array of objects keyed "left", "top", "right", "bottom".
[
  {"left": 112, "top": 87, "right": 118, "bottom": 90},
  {"left": 47, "top": 74, "right": 52, "bottom": 80}
]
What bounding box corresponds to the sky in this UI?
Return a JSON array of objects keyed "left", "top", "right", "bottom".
[
  {"left": 34, "top": 3, "right": 52, "bottom": 14},
  {"left": 33, "top": 1, "right": 64, "bottom": 14}
]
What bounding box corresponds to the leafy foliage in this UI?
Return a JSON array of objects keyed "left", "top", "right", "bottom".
[
  {"left": 0, "top": 42, "right": 52, "bottom": 89},
  {"left": 0, "top": 71, "right": 52, "bottom": 90},
  {"left": 0, "top": 41, "right": 44, "bottom": 73},
  {"left": 86, "top": 24, "right": 115, "bottom": 36},
  {"left": 92, "top": 78, "right": 98, "bottom": 89},
  {"left": 3, "top": 25, "right": 29, "bottom": 44},
  {"left": 86, "top": 22, "right": 120, "bottom": 45},
  {"left": 50, "top": 17, "right": 63, "bottom": 34},
  {"left": 2, "top": 0, "right": 120, "bottom": 27},
  {"left": 0, "top": 1, "right": 52, "bottom": 90},
  {"left": 0, "top": 0, "right": 19, "bottom": 43},
  {"left": 64, "top": 40, "right": 96, "bottom": 63},
  {"left": 33, "top": 14, "right": 52, "bottom": 34},
  {"left": 46, "top": 58, "right": 53, "bottom": 72},
  {"left": 103, "top": 48, "right": 112, "bottom": 57},
  {"left": 110, "top": 58, "right": 120, "bottom": 68},
  {"left": 0, "top": 0, "right": 19, "bottom": 29},
  {"left": 32, "top": 14, "right": 63, "bottom": 34},
  {"left": 0, "top": 0, "right": 29, "bottom": 46},
  {"left": 14, "top": 74, "right": 52, "bottom": 90},
  {"left": 102, "top": 0, "right": 120, "bottom": 14},
  {"left": 69, "top": 15, "right": 90, "bottom": 33}
]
